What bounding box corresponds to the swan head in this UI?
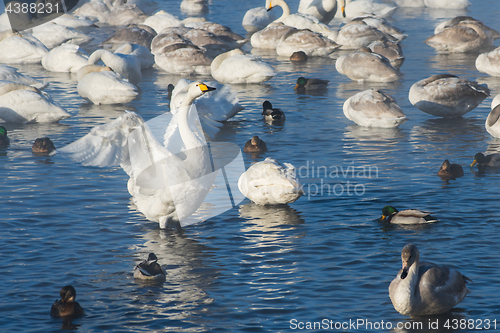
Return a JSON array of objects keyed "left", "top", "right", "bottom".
[
  {"left": 59, "top": 285, "right": 77, "bottom": 303},
  {"left": 32, "top": 137, "right": 56, "bottom": 156},
  {"left": 381, "top": 205, "right": 397, "bottom": 220},
  {"left": 400, "top": 244, "right": 419, "bottom": 279},
  {"left": 188, "top": 82, "right": 216, "bottom": 99},
  {"left": 471, "top": 153, "right": 486, "bottom": 166}
]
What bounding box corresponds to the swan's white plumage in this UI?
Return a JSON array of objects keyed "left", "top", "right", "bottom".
[
  {"left": 60, "top": 83, "right": 222, "bottom": 228},
  {"left": 31, "top": 22, "right": 93, "bottom": 49},
  {"left": 336, "top": 21, "right": 391, "bottom": 50},
  {"left": 77, "top": 65, "right": 138, "bottom": 105},
  {"left": 211, "top": 49, "right": 275, "bottom": 84},
  {"left": 114, "top": 43, "right": 154, "bottom": 69},
  {"left": 250, "top": 22, "right": 295, "bottom": 49},
  {"left": 276, "top": 28, "right": 340, "bottom": 57},
  {"left": 88, "top": 49, "right": 142, "bottom": 85},
  {"left": 298, "top": 0, "right": 338, "bottom": 25},
  {"left": 343, "top": 89, "right": 407, "bottom": 128},
  {"left": 0, "top": 81, "right": 70, "bottom": 123},
  {"left": 476, "top": 47, "right": 500, "bottom": 77},
  {"left": 424, "top": 0, "right": 470, "bottom": 9},
  {"left": 0, "top": 32, "right": 49, "bottom": 64},
  {"left": 486, "top": 94, "right": 500, "bottom": 138},
  {"left": 242, "top": 7, "right": 278, "bottom": 33},
  {"left": 336, "top": 0, "right": 397, "bottom": 19},
  {"left": 0, "top": 65, "right": 48, "bottom": 89},
  {"left": 336, "top": 49, "right": 400, "bottom": 82},
  {"left": 142, "top": 10, "right": 183, "bottom": 34},
  {"left": 42, "top": 43, "right": 89, "bottom": 73},
  {"left": 238, "top": 157, "right": 303, "bottom": 205}
]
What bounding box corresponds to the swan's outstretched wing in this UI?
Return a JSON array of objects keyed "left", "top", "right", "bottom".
[{"left": 58, "top": 111, "right": 144, "bottom": 171}]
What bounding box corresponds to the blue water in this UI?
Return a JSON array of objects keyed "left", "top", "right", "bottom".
[{"left": 1, "top": 0, "right": 500, "bottom": 332}]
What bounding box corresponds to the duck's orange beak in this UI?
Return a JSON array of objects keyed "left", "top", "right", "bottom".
[
  {"left": 471, "top": 159, "right": 477, "bottom": 167},
  {"left": 294, "top": 84, "right": 299, "bottom": 90}
]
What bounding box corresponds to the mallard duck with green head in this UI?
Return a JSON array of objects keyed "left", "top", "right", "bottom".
[
  {"left": 0, "top": 126, "right": 9, "bottom": 146},
  {"left": 471, "top": 152, "right": 500, "bottom": 168},
  {"left": 381, "top": 205, "right": 438, "bottom": 224},
  {"left": 294, "top": 77, "right": 329, "bottom": 91}
]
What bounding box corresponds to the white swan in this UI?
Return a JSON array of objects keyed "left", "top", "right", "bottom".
[
  {"left": 77, "top": 65, "right": 138, "bottom": 105},
  {"left": 343, "top": 89, "right": 407, "bottom": 128},
  {"left": 142, "top": 10, "right": 183, "bottom": 34},
  {"left": 337, "top": 0, "right": 397, "bottom": 19},
  {"left": 298, "top": 0, "right": 345, "bottom": 24},
  {"left": 425, "top": 19, "right": 497, "bottom": 53},
  {"left": 0, "top": 31, "right": 48, "bottom": 65},
  {"left": 393, "top": 0, "right": 425, "bottom": 7},
  {"left": 389, "top": 244, "right": 471, "bottom": 316},
  {"left": 88, "top": 49, "right": 142, "bottom": 85},
  {"left": 266, "top": 0, "right": 338, "bottom": 41},
  {"left": 31, "top": 22, "right": 93, "bottom": 49},
  {"left": 180, "top": 0, "right": 208, "bottom": 14},
  {"left": 60, "top": 82, "right": 221, "bottom": 228},
  {"left": 73, "top": 0, "right": 112, "bottom": 24},
  {"left": 424, "top": 0, "right": 470, "bottom": 9},
  {"left": 276, "top": 28, "right": 341, "bottom": 57},
  {"left": 238, "top": 157, "right": 303, "bottom": 205},
  {"left": 409, "top": 74, "right": 490, "bottom": 118},
  {"left": 115, "top": 43, "right": 154, "bottom": 69},
  {"left": 126, "top": 0, "right": 159, "bottom": 15},
  {"left": 336, "top": 48, "right": 400, "bottom": 82},
  {"left": 242, "top": 6, "right": 278, "bottom": 33},
  {"left": 42, "top": 43, "right": 89, "bottom": 73},
  {"left": 211, "top": 49, "right": 275, "bottom": 84},
  {"left": 0, "top": 81, "right": 70, "bottom": 123},
  {"left": 336, "top": 20, "right": 392, "bottom": 50},
  {"left": 486, "top": 94, "right": 500, "bottom": 138},
  {"left": 169, "top": 79, "right": 244, "bottom": 138},
  {"left": 52, "top": 14, "right": 97, "bottom": 31},
  {"left": 0, "top": 65, "right": 48, "bottom": 89},
  {"left": 476, "top": 46, "right": 500, "bottom": 77}
]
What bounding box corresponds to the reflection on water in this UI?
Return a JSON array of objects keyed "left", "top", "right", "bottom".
[
  {"left": 429, "top": 52, "right": 484, "bottom": 73},
  {"left": 239, "top": 203, "right": 305, "bottom": 227}
]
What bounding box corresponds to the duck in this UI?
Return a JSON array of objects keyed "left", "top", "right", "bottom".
[
  {"left": 266, "top": 0, "right": 338, "bottom": 41},
  {"left": 210, "top": 49, "right": 275, "bottom": 84},
  {"left": 335, "top": 48, "right": 401, "bottom": 82},
  {"left": 133, "top": 253, "right": 166, "bottom": 280},
  {"left": 238, "top": 157, "right": 303, "bottom": 205},
  {"left": 275, "top": 28, "right": 341, "bottom": 58},
  {"left": 470, "top": 153, "right": 500, "bottom": 168},
  {"left": 290, "top": 51, "right": 308, "bottom": 61},
  {"left": 0, "top": 64, "right": 48, "bottom": 89},
  {"left": 0, "top": 125, "right": 9, "bottom": 146},
  {"left": 242, "top": 6, "right": 278, "bottom": 33},
  {"left": 486, "top": 96, "right": 500, "bottom": 138},
  {"left": 476, "top": 46, "right": 500, "bottom": 77},
  {"left": 0, "top": 31, "right": 49, "bottom": 65},
  {"left": 437, "top": 159, "right": 464, "bottom": 179},
  {"left": 343, "top": 89, "right": 407, "bottom": 128},
  {"left": 0, "top": 81, "right": 70, "bottom": 123},
  {"left": 298, "top": 0, "right": 345, "bottom": 24},
  {"left": 77, "top": 65, "right": 139, "bottom": 105},
  {"left": 60, "top": 82, "right": 219, "bottom": 228},
  {"left": 262, "top": 101, "right": 286, "bottom": 124},
  {"left": 425, "top": 19, "right": 497, "bottom": 53},
  {"left": 294, "top": 77, "right": 329, "bottom": 91},
  {"left": 424, "top": 0, "right": 470, "bottom": 9},
  {"left": 244, "top": 136, "right": 268, "bottom": 154},
  {"left": 32, "top": 137, "right": 56, "bottom": 155},
  {"left": 50, "top": 285, "right": 85, "bottom": 320},
  {"left": 409, "top": 74, "right": 490, "bottom": 118},
  {"left": 381, "top": 206, "right": 438, "bottom": 224},
  {"left": 389, "top": 244, "right": 471, "bottom": 316},
  {"left": 88, "top": 49, "right": 142, "bottom": 85},
  {"left": 42, "top": 43, "right": 89, "bottom": 73}
]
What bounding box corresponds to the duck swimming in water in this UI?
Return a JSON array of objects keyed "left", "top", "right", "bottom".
[
  {"left": 437, "top": 159, "right": 463, "bottom": 180},
  {"left": 32, "top": 137, "right": 56, "bottom": 155},
  {"left": 50, "top": 285, "right": 85, "bottom": 321},
  {"left": 262, "top": 101, "right": 285, "bottom": 124},
  {"left": 381, "top": 205, "right": 438, "bottom": 224},
  {"left": 0, "top": 125, "right": 9, "bottom": 146},
  {"left": 133, "top": 253, "right": 166, "bottom": 281},
  {"left": 244, "top": 136, "right": 268, "bottom": 154}
]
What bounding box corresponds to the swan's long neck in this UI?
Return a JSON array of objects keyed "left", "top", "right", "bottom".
[
  {"left": 395, "top": 254, "right": 421, "bottom": 315},
  {"left": 268, "top": 0, "right": 291, "bottom": 22},
  {"left": 210, "top": 49, "right": 244, "bottom": 73},
  {"left": 88, "top": 49, "right": 114, "bottom": 66},
  {"left": 178, "top": 94, "right": 205, "bottom": 150}
]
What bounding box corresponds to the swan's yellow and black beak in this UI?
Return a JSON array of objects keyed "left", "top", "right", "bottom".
[
  {"left": 471, "top": 159, "right": 478, "bottom": 167},
  {"left": 199, "top": 83, "right": 216, "bottom": 92},
  {"left": 267, "top": 1, "right": 274, "bottom": 11},
  {"left": 341, "top": 5, "right": 346, "bottom": 18}
]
